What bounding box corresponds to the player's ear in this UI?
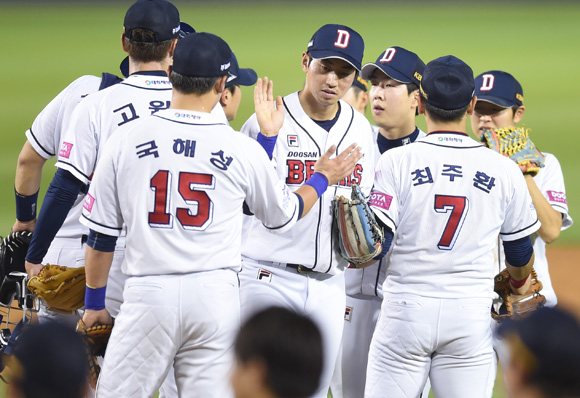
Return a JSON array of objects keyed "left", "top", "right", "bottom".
[
  {"left": 360, "top": 92, "right": 369, "bottom": 112},
  {"left": 168, "top": 38, "right": 178, "bottom": 57},
  {"left": 513, "top": 105, "right": 525, "bottom": 124},
  {"left": 121, "top": 34, "right": 129, "bottom": 53},
  {"left": 220, "top": 87, "right": 231, "bottom": 107},
  {"left": 410, "top": 89, "right": 420, "bottom": 109},
  {"left": 417, "top": 96, "right": 426, "bottom": 115},
  {"left": 301, "top": 52, "right": 310, "bottom": 73},
  {"left": 466, "top": 96, "right": 477, "bottom": 115},
  {"left": 215, "top": 75, "right": 228, "bottom": 95}
]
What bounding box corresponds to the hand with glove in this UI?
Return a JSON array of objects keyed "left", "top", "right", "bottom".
[
  {"left": 492, "top": 268, "right": 546, "bottom": 322},
  {"left": 27, "top": 264, "right": 86, "bottom": 314}
]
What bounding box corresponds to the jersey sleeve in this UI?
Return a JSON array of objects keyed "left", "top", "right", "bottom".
[
  {"left": 240, "top": 113, "right": 260, "bottom": 140},
  {"left": 241, "top": 137, "right": 300, "bottom": 234},
  {"left": 535, "top": 153, "right": 573, "bottom": 230},
  {"left": 55, "top": 95, "right": 100, "bottom": 184},
  {"left": 79, "top": 133, "right": 124, "bottom": 237},
  {"left": 369, "top": 153, "right": 399, "bottom": 233},
  {"left": 26, "top": 75, "right": 100, "bottom": 159},
  {"left": 500, "top": 162, "right": 540, "bottom": 241}
]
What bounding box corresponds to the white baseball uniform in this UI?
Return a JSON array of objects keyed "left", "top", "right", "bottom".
[
  {"left": 334, "top": 127, "right": 426, "bottom": 398},
  {"left": 239, "top": 94, "right": 376, "bottom": 398},
  {"left": 365, "top": 131, "right": 540, "bottom": 398},
  {"left": 81, "top": 108, "right": 301, "bottom": 398},
  {"left": 25, "top": 74, "right": 123, "bottom": 326}
]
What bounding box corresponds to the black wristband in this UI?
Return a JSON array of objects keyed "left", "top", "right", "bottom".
[{"left": 15, "top": 188, "right": 38, "bottom": 222}]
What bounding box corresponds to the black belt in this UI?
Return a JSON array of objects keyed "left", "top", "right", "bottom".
[{"left": 286, "top": 264, "right": 316, "bottom": 274}]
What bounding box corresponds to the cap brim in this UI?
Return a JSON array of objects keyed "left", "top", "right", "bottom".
[
  {"left": 360, "top": 63, "right": 410, "bottom": 83},
  {"left": 309, "top": 50, "right": 361, "bottom": 71},
  {"left": 226, "top": 68, "right": 258, "bottom": 88},
  {"left": 475, "top": 95, "right": 515, "bottom": 108}
]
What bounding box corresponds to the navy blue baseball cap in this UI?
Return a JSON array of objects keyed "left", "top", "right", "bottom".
[
  {"left": 124, "top": 0, "right": 180, "bottom": 43},
  {"left": 497, "top": 307, "right": 580, "bottom": 393},
  {"left": 420, "top": 55, "right": 474, "bottom": 110},
  {"left": 361, "top": 46, "right": 425, "bottom": 86},
  {"left": 307, "top": 24, "right": 364, "bottom": 71},
  {"left": 351, "top": 75, "right": 369, "bottom": 92},
  {"left": 225, "top": 52, "right": 258, "bottom": 88},
  {"left": 120, "top": 21, "right": 195, "bottom": 77},
  {"left": 474, "top": 70, "right": 524, "bottom": 108},
  {"left": 172, "top": 32, "right": 231, "bottom": 78}
]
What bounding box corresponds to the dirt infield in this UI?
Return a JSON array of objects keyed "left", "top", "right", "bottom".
[{"left": 547, "top": 245, "right": 580, "bottom": 319}]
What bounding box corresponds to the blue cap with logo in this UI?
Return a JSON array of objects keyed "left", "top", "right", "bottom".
[
  {"left": 351, "top": 75, "right": 369, "bottom": 92},
  {"left": 225, "top": 52, "right": 258, "bottom": 88},
  {"left": 474, "top": 70, "right": 524, "bottom": 108},
  {"left": 172, "top": 32, "right": 231, "bottom": 78},
  {"left": 420, "top": 55, "right": 474, "bottom": 110},
  {"left": 120, "top": 21, "right": 195, "bottom": 77},
  {"left": 307, "top": 24, "right": 364, "bottom": 71},
  {"left": 360, "top": 46, "right": 425, "bottom": 86},
  {"left": 123, "top": 0, "right": 180, "bottom": 43}
]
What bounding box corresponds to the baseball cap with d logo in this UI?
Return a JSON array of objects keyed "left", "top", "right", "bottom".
[
  {"left": 172, "top": 32, "right": 232, "bottom": 78},
  {"left": 420, "top": 55, "right": 474, "bottom": 110},
  {"left": 360, "top": 46, "right": 425, "bottom": 86},
  {"left": 124, "top": 0, "right": 181, "bottom": 43},
  {"left": 307, "top": 24, "right": 364, "bottom": 71},
  {"left": 475, "top": 70, "right": 524, "bottom": 108}
]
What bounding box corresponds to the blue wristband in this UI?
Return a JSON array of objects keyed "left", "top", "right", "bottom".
[
  {"left": 15, "top": 188, "right": 38, "bottom": 222},
  {"left": 304, "top": 172, "right": 329, "bottom": 198},
  {"left": 257, "top": 133, "right": 277, "bottom": 159},
  {"left": 85, "top": 285, "right": 107, "bottom": 310}
]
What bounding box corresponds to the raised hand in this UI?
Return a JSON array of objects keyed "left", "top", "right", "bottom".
[
  {"left": 254, "top": 77, "right": 284, "bottom": 137},
  {"left": 314, "top": 143, "right": 362, "bottom": 186}
]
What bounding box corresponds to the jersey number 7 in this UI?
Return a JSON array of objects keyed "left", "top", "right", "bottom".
[
  {"left": 434, "top": 195, "right": 469, "bottom": 250},
  {"left": 149, "top": 170, "right": 215, "bottom": 230}
]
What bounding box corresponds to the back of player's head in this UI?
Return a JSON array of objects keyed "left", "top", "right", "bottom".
[
  {"left": 498, "top": 306, "right": 580, "bottom": 397},
  {"left": 307, "top": 24, "right": 364, "bottom": 71},
  {"left": 474, "top": 70, "right": 524, "bottom": 108},
  {"left": 9, "top": 321, "right": 88, "bottom": 398},
  {"left": 361, "top": 46, "right": 425, "bottom": 91},
  {"left": 225, "top": 51, "right": 257, "bottom": 89},
  {"left": 235, "top": 306, "right": 323, "bottom": 398},
  {"left": 420, "top": 55, "right": 474, "bottom": 122},
  {"left": 351, "top": 75, "right": 369, "bottom": 92},
  {"left": 170, "top": 32, "right": 232, "bottom": 95}
]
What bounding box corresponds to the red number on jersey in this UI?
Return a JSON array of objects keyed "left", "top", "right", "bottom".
[
  {"left": 434, "top": 195, "right": 469, "bottom": 250},
  {"left": 149, "top": 170, "right": 215, "bottom": 231}
]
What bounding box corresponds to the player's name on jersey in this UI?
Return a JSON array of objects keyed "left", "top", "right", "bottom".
[{"left": 412, "top": 165, "right": 496, "bottom": 194}]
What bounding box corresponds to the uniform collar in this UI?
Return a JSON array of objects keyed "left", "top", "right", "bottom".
[{"left": 377, "top": 127, "right": 420, "bottom": 154}]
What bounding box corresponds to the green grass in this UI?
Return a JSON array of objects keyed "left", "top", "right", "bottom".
[{"left": 0, "top": 2, "right": 577, "bottom": 397}]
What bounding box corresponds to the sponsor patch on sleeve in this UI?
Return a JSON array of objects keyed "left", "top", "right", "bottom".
[
  {"left": 369, "top": 192, "right": 393, "bottom": 211},
  {"left": 83, "top": 193, "right": 95, "bottom": 213},
  {"left": 547, "top": 190, "right": 567, "bottom": 204},
  {"left": 59, "top": 142, "right": 73, "bottom": 158}
]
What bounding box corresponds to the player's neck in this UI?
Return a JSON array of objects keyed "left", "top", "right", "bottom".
[
  {"left": 298, "top": 90, "right": 339, "bottom": 121},
  {"left": 378, "top": 118, "right": 416, "bottom": 140},
  {"left": 170, "top": 91, "right": 219, "bottom": 114},
  {"left": 128, "top": 58, "right": 171, "bottom": 76},
  {"left": 425, "top": 114, "right": 467, "bottom": 134}
]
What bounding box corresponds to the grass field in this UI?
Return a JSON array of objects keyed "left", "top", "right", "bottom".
[{"left": 0, "top": 1, "right": 578, "bottom": 397}]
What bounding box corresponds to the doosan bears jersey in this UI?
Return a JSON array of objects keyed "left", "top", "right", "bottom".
[
  {"left": 241, "top": 93, "right": 376, "bottom": 274},
  {"left": 56, "top": 72, "right": 227, "bottom": 185},
  {"left": 81, "top": 109, "right": 300, "bottom": 276},
  {"left": 370, "top": 131, "right": 540, "bottom": 299}
]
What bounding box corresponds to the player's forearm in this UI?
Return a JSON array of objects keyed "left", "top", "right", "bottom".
[
  {"left": 524, "top": 174, "right": 562, "bottom": 243},
  {"left": 503, "top": 235, "right": 534, "bottom": 280},
  {"left": 506, "top": 252, "right": 534, "bottom": 281},
  {"left": 85, "top": 246, "right": 114, "bottom": 288},
  {"left": 15, "top": 141, "right": 46, "bottom": 195},
  {"left": 295, "top": 185, "right": 320, "bottom": 218}
]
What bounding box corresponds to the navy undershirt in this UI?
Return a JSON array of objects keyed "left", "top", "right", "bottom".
[
  {"left": 312, "top": 103, "right": 341, "bottom": 132},
  {"left": 377, "top": 127, "right": 420, "bottom": 155}
]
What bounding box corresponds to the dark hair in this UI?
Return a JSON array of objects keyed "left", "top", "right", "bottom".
[
  {"left": 11, "top": 322, "right": 88, "bottom": 398},
  {"left": 423, "top": 101, "right": 469, "bottom": 123},
  {"left": 406, "top": 82, "right": 419, "bottom": 95},
  {"left": 123, "top": 28, "right": 173, "bottom": 63},
  {"left": 225, "top": 85, "right": 237, "bottom": 95},
  {"left": 235, "top": 307, "right": 323, "bottom": 398},
  {"left": 170, "top": 70, "right": 220, "bottom": 95}
]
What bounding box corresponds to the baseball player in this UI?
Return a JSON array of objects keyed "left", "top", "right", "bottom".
[
  {"left": 239, "top": 24, "right": 376, "bottom": 398},
  {"left": 364, "top": 55, "right": 540, "bottom": 398},
  {"left": 470, "top": 70, "right": 574, "bottom": 394},
  {"left": 220, "top": 51, "right": 258, "bottom": 122},
  {"left": 342, "top": 75, "right": 370, "bottom": 115},
  {"left": 331, "top": 46, "right": 427, "bottom": 398},
  {"left": 80, "top": 32, "right": 361, "bottom": 398}
]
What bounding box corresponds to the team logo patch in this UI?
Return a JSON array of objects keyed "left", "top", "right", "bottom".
[
  {"left": 83, "top": 193, "right": 95, "bottom": 213},
  {"left": 287, "top": 135, "right": 298, "bottom": 147},
  {"left": 59, "top": 142, "right": 73, "bottom": 158},
  {"left": 547, "top": 190, "right": 567, "bottom": 204},
  {"left": 370, "top": 192, "right": 393, "bottom": 210},
  {"left": 257, "top": 268, "right": 272, "bottom": 283},
  {"left": 344, "top": 306, "right": 353, "bottom": 322}
]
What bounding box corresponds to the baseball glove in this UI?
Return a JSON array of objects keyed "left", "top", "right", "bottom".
[
  {"left": 491, "top": 268, "right": 546, "bottom": 322},
  {"left": 0, "top": 231, "right": 33, "bottom": 281},
  {"left": 333, "top": 184, "right": 384, "bottom": 266},
  {"left": 480, "top": 126, "right": 545, "bottom": 176},
  {"left": 77, "top": 319, "right": 114, "bottom": 389},
  {"left": 27, "top": 264, "right": 86, "bottom": 314}
]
